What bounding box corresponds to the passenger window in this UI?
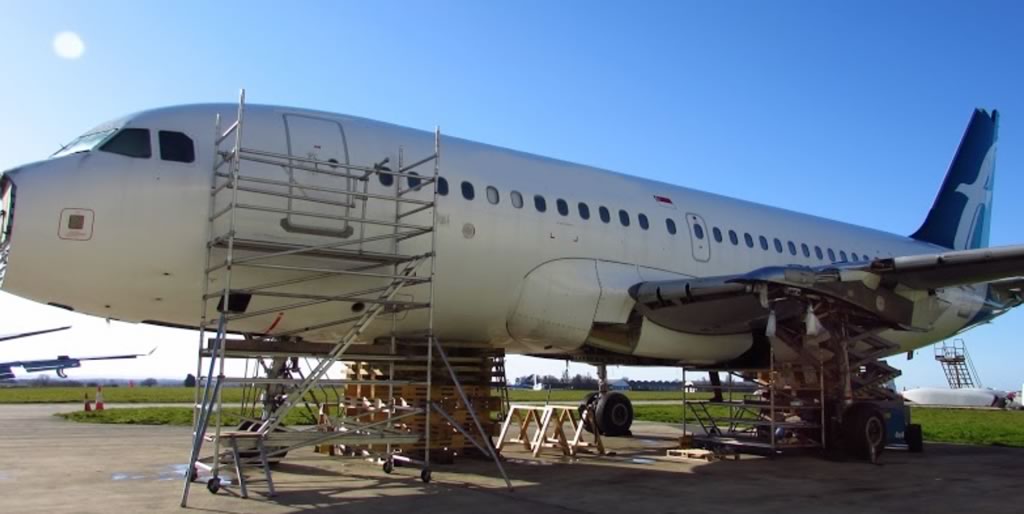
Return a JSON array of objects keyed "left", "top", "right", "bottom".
[
  {"left": 828, "top": 248, "right": 836, "bottom": 261},
  {"left": 851, "top": 252, "right": 859, "bottom": 262},
  {"left": 666, "top": 218, "right": 677, "bottom": 234},
  {"left": 712, "top": 227, "right": 722, "bottom": 242},
  {"left": 100, "top": 128, "right": 151, "bottom": 158},
  {"left": 788, "top": 241, "right": 797, "bottom": 255},
  {"left": 599, "top": 207, "right": 611, "bottom": 223},
  {"left": 578, "top": 202, "right": 591, "bottom": 220},
  {"left": 638, "top": 213, "right": 649, "bottom": 230},
  {"left": 486, "top": 186, "right": 500, "bottom": 205},
  {"left": 437, "top": 177, "right": 449, "bottom": 196},
  {"left": 556, "top": 198, "right": 569, "bottom": 216},
  {"left": 534, "top": 195, "right": 547, "bottom": 212},
  {"left": 729, "top": 230, "right": 739, "bottom": 245},
  {"left": 158, "top": 131, "right": 194, "bottom": 163},
  {"left": 379, "top": 167, "right": 394, "bottom": 187},
  {"left": 407, "top": 172, "right": 422, "bottom": 191},
  {"left": 801, "top": 243, "right": 810, "bottom": 258},
  {"left": 815, "top": 246, "right": 823, "bottom": 260},
  {"left": 759, "top": 236, "right": 769, "bottom": 251},
  {"left": 839, "top": 250, "right": 848, "bottom": 262},
  {"left": 744, "top": 233, "right": 754, "bottom": 248},
  {"left": 774, "top": 238, "right": 783, "bottom": 253},
  {"left": 511, "top": 190, "right": 523, "bottom": 208},
  {"left": 619, "top": 210, "right": 631, "bottom": 227},
  {"left": 461, "top": 181, "right": 475, "bottom": 200}
]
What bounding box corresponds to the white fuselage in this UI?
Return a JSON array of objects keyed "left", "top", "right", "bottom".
[{"left": 0, "top": 104, "right": 987, "bottom": 365}]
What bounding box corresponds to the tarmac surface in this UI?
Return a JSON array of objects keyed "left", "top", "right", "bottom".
[{"left": 0, "top": 403, "right": 1020, "bottom": 513}]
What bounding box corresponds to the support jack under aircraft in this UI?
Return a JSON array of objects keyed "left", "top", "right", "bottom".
[{"left": 1, "top": 95, "right": 1021, "bottom": 461}]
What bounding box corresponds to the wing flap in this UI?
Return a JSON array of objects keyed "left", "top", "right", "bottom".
[{"left": 869, "top": 244, "right": 1024, "bottom": 290}]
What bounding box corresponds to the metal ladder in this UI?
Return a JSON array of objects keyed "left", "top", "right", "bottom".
[
  {"left": 492, "top": 353, "right": 511, "bottom": 420},
  {"left": 934, "top": 339, "right": 981, "bottom": 388}
]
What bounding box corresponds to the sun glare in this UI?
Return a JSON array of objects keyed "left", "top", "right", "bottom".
[{"left": 53, "top": 31, "right": 85, "bottom": 60}]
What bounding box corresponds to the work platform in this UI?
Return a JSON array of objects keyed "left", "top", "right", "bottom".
[
  {"left": 181, "top": 91, "right": 509, "bottom": 506},
  {"left": 684, "top": 303, "right": 912, "bottom": 459}
]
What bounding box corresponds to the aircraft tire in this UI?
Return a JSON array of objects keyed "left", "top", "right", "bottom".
[
  {"left": 843, "top": 403, "right": 886, "bottom": 461},
  {"left": 906, "top": 423, "right": 924, "bottom": 453},
  {"left": 596, "top": 391, "right": 634, "bottom": 437}
]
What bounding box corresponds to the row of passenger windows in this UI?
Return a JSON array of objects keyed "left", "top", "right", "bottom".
[
  {"left": 387, "top": 176, "right": 873, "bottom": 264},
  {"left": 100, "top": 128, "right": 195, "bottom": 163},
  {"left": 704, "top": 226, "right": 872, "bottom": 262}
]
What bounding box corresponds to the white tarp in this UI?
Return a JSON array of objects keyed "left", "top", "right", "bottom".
[{"left": 902, "top": 387, "right": 1008, "bottom": 407}]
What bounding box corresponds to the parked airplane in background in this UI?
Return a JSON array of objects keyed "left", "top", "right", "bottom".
[
  {"left": 0, "top": 326, "right": 153, "bottom": 379},
  {"left": 1, "top": 103, "right": 1021, "bottom": 441}
]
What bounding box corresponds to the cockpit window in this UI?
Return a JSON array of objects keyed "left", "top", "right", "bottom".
[
  {"left": 158, "top": 131, "right": 195, "bottom": 163},
  {"left": 100, "top": 128, "right": 151, "bottom": 158},
  {"left": 51, "top": 128, "right": 117, "bottom": 158}
]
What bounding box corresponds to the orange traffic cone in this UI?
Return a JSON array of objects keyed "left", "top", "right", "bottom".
[
  {"left": 95, "top": 385, "right": 105, "bottom": 411},
  {"left": 83, "top": 393, "right": 92, "bottom": 412}
]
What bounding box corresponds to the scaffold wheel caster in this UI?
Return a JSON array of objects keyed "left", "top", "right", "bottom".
[
  {"left": 206, "top": 478, "right": 221, "bottom": 494},
  {"left": 383, "top": 459, "right": 394, "bottom": 474},
  {"left": 420, "top": 468, "right": 432, "bottom": 483}
]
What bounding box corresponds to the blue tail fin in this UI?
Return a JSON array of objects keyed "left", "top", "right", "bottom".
[{"left": 911, "top": 109, "right": 999, "bottom": 250}]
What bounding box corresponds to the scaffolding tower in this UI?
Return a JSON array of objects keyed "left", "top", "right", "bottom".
[
  {"left": 933, "top": 338, "right": 982, "bottom": 389},
  {"left": 181, "top": 91, "right": 508, "bottom": 506},
  {"left": 684, "top": 309, "right": 903, "bottom": 457}
]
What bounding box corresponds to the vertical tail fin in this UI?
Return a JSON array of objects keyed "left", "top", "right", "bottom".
[{"left": 911, "top": 109, "right": 999, "bottom": 250}]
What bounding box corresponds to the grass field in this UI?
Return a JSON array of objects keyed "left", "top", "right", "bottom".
[
  {"left": 56, "top": 406, "right": 316, "bottom": 426},
  {"left": 0, "top": 386, "right": 248, "bottom": 404},
  {"left": 629, "top": 405, "right": 1024, "bottom": 447},
  {"left": 0, "top": 386, "right": 699, "bottom": 404},
  {"left": 50, "top": 401, "right": 1024, "bottom": 448}
]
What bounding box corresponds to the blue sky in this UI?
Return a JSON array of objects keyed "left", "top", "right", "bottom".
[{"left": 1, "top": 2, "right": 1022, "bottom": 390}]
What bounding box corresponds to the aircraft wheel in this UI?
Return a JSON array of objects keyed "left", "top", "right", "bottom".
[
  {"left": 383, "top": 459, "right": 395, "bottom": 474},
  {"left": 420, "top": 468, "right": 432, "bottom": 483},
  {"left": 906, "top": 423, "right": 924, "bottom": 453},
  {"left": 843, "top": 403, "right": 886, "bottom": 461},
  {"left": 596, "top": 391, "right": 634, "bottom": 437}
]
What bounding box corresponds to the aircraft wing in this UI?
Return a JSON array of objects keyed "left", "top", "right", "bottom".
[
  {"left": 0, "top": 326, "right": 71, "bottom": 342},
  {"left": 629, "top": 244, "right": 1024, "bottom": 338},
  {"left": 866, "top": 244, "right": 1024, "bottom": 290},
  {"left": 0, "top": 348, "right": 156, "bottom": 380}
]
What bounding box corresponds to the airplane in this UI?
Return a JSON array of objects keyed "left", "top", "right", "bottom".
[
  {"left": 0, "top": 326, "right": 154, "bottom": 379},
  {"left": 1, "top": 102, "right": 1021, "bottom": 457}
]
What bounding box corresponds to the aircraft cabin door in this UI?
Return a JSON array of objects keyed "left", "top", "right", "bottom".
[
  {"left": 685, "top": 212, "right": 711, "bottom": 262},
  {"left": 282, "top": 114, "right": 354, "bottom": 238}
]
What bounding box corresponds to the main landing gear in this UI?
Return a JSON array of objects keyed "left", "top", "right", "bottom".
[{"left": 579, "top": 364, "right": 634, "bottom": 437}]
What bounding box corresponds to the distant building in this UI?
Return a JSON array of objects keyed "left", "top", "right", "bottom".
[
  {"left": 607, "top": 378, "right": 631, "bottom": 391},
  {"left": 627, "top": 379, "right": 684, "bottom": 392}
]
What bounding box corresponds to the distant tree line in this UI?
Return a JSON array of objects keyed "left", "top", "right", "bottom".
[{"left": 513, "top": 373, "right": 600, "bottom": 390}]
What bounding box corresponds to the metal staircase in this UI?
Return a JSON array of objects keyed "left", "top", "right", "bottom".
[
  {"left": 934, "top": 339, "right": 981, "bottom": 389},
  {"left": 180, "top": 91, "right": 508, "bottom": 506}
]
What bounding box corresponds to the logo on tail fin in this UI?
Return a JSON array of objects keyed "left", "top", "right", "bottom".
[
  {"left": 953, "top": 144, "right": 995, "bottom": 250},
  {"left": 911, "top": 109, "right": 998, "bottom": 251}
]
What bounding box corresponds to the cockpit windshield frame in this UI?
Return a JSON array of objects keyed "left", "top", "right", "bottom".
[{"left": 50, "top": 128, "right": 118, "bottom": 159}]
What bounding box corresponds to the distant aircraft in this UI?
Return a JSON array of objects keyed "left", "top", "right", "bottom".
[
  {"left": 0, "top": 326, "right": 154, "bottom": 379},
  {"left": 0, "top": 102, "right": 1020, "bottom": 453},
  {"left": 0, "top": 326, "right": 70, "bottom": 342}
]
